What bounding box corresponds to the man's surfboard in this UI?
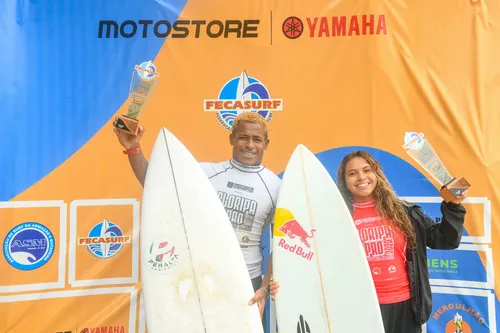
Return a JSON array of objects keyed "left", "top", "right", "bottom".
[
  {"left": 140, "top": 128, "right": 263, "bottom": 333},
  {"left": 272, "top": 144, "right": 384, "bottom": 333}
]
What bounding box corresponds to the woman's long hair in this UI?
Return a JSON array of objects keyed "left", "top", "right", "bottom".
[{"left": 336, "top": 150, "right": 416, "bottom": 249}]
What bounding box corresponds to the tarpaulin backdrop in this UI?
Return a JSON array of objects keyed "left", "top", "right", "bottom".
[{"left": 1, "top": 0, "right": 499, "bottom": 332}]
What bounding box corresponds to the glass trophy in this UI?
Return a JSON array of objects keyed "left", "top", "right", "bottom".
[
  {"left": 403, "top": 132, "right": 470, "bottom": 202},
  {"left": 114, "top": 60, "right": 159, "bottom": 135}
]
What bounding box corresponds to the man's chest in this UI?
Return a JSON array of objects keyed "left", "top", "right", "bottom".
[{"left": 210, "top": 176, "right": 273, "bottom": 222}]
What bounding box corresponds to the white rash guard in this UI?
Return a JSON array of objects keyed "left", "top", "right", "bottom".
[{"left": 199, "top": 159, "right": 281, "bottom": 279}]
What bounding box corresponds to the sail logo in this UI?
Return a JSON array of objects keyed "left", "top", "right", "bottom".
[
  {"left": 203, "top": 70, "right": 283, "bottom": 131},
  {"left": 78, "top": 218, "right": 131, "bottom": 260}
]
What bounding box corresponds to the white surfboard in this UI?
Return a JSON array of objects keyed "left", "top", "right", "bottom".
[
  {"left": 140, "top": 128, "right": 263, "bottom": 333},
  {"left": 272, "top": 144, "right": 384, "bottom": 333}
]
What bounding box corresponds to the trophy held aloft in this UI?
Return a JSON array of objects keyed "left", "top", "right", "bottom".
[
  {"left": 403, "top": 132, "right": 470, "bottom": 203},
  {"left": 115, "top": 60, "right": 160, "bottom": 136}
]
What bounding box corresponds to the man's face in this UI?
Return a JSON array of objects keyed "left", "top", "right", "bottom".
[{"left": 230, "top": 121, "right": 269, "bottom": 166}]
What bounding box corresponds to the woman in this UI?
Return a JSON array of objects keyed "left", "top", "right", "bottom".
[{"left": 270, "top": 150, "right": 467, "bottom": 333}]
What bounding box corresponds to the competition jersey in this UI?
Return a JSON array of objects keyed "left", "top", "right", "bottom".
[
  {"left": 199, "top": 159, "right": 281, "bottom": 279},
  {"left": 352, "top": 200, "right": 411, "bottom": 304}
]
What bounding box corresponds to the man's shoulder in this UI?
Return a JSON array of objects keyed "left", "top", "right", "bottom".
[
  {"left": 199, "top": 160, "right": 232, "bottom": 177},
  {"left": 259, "top": 167, "right": 281, "bottom": 190},
  {"left": 260, "top": 167, "right": 281, "bottom": 180}
]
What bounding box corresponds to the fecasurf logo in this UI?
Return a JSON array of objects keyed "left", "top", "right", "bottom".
[
  {"left": 204, "top": 70, "right": 283, "bottom": 131},
  {"left": 282, "top": 14, "right": 387, "bottom": 38},
  {"left": 403, "top": 132, "right": 425, "bottom": 150},
  {"left": 98, "top": 19, "right": 259, "bottom": 39},
  {"left": 78, "top": 218, "right": 131, "bottom": 260},
  {"left": 135, "top": 61, "right": 159, "bottom": 81}
]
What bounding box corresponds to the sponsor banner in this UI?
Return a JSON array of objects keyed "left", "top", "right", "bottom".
[{"left": 1, "top": 0, "right": 498, "bottom": 332}]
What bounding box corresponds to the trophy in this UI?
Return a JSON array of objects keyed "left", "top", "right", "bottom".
[
  {"left": 114, "top": 60, "right": 160, "bottom": 135},
  {"left": 402, "top": 132, "right": 470, "bottom": 202}
]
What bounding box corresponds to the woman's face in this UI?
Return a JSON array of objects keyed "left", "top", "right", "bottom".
[{"left": 344, "top": 157, "right": 377, "bottom": 202}]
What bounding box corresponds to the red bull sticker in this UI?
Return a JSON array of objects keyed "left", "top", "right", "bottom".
[{"left": 274, "top": 208, "right": 315, "bottom": 261}]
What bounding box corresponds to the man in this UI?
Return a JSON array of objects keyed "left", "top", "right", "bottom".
[{"left": 113, "top": 112, "right": 280, "bottom": 323}]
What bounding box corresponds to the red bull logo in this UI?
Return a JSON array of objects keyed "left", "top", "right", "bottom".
[
  {"left": 278, "top": 220, "right": 316, "bottom": 248},
  {"left": 274, "top": 208, "right": 315, "bottom": 261}
]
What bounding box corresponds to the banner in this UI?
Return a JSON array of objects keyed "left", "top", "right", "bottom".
[{"left": 1, "top": 0, "right": 499, "bottom": 332}]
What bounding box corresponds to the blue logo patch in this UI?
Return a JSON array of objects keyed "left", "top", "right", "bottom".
[
  {"left": 3, "top": 222, "right": 55, "bottom": 271},
  {"left": 403, "top": 131, "right": 425, "bottom": 150},
  {"left": 134, "top": 60, "right": 159, "bottom": 81}
]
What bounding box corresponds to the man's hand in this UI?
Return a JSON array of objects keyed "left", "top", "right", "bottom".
[
  {"left": 248, "top": 288, "right": 268, "bottom": 318},
  {"left": 269, "top": 280, "right": 280, "bottom": 301},
  {"left": 112, "top": 120, "right": 145, "bottom": 150}
]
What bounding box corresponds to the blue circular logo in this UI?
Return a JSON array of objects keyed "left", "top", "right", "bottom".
[
  {"left": 136, "top": 60, "right": 157, "bottom": 80},
  {"left": 403, "top": 132, "right": 425, "bottom": 150},
  {"left": 80, "top": 219, "right": 129, "bottom": 259},
  {"left": 3, "top": 222, "right": 55, "bottom": 271},
  {"left": 214, "top": 71, "right": 278, "bottom": 131}
]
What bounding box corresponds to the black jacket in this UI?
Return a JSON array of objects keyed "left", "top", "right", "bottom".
[{"left": 403, "top": 201, "right": 466, "bottom": 325}]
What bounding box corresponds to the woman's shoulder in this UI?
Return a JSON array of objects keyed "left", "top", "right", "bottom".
[{"left": 400, "top": 200, "right": 424, "bottom": 220}]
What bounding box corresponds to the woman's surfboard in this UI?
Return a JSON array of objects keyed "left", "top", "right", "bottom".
[
  {"left": 272, "top": 144, "right": 384, "bottom": 333},
  {"left": 140, "top": 127, "right": 263, "bottom": 333}
]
